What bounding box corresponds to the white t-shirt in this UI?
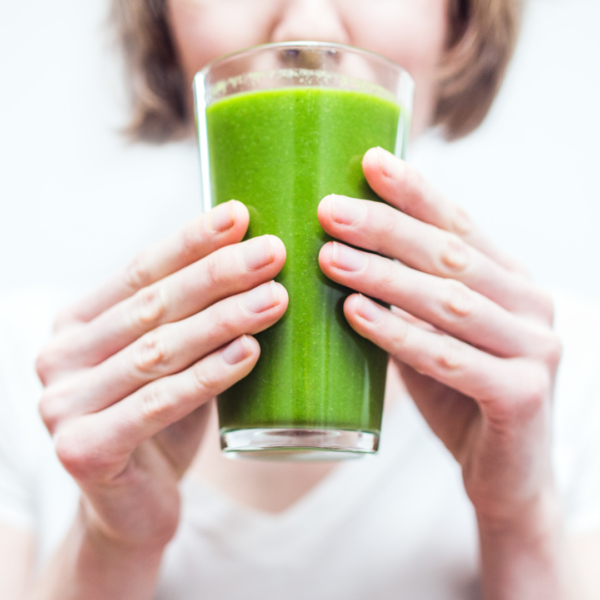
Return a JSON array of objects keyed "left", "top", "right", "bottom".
[{"left": 1, "top": 287, "right": 600, "bottom": 600}]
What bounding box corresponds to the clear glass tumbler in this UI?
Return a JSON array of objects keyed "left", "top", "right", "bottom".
[{"left": 194, "top": 42, "right": 414, "bottom": 460}]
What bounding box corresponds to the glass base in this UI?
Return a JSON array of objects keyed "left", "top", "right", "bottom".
[{"left": 220, "top": 428, "right": 379, "bottom": 461}]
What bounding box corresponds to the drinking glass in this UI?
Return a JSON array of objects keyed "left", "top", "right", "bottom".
[{"left": 194, "top": 42, "right": 414, "bottom": 460}]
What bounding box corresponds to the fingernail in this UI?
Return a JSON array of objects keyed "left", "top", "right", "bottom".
[
  {"left": 356, "top": 294, "right": 383, "bottom": 323},
  {"left": 243, "top": 282, "right": 280, "bottom": 314},
  {"left": 377, "top": 146, "right": 402, "bottom": 179},
  {"left": 209, "top": 201, "right": 234, "bottom": 233},
  {"left": 331, "top": 195, "right": 365, "bottom": 226},
  {"left": 221, "top": 336, "right": 251, "bottom": 365},
  {"left": 241, "top": 236, "right": 274, "bottom": 270},
  {"left": 332, "top": 242, "right": 367, "bottom": 272}
]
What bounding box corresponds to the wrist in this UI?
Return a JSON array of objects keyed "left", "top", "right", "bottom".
[
  {"left": 81, "top": 520, "right": 166, "bottom": 568},
  {"left": 476, "top": 489, "right": 573, "bottom": 600},
  {"left": 77, "top": 516, "right": 165, "bottom": 600},
  {"left": 476, "top": 486, "right": 563, "bottom": 540},
  {"left": 27, "top": 508, "right": 166, "bottom": 600},
  {"left": 77, "top": 493, "right": 175, "bottom": 559},
  {"left": 73, "top": 500, "right": 167, "bottom": 579}
]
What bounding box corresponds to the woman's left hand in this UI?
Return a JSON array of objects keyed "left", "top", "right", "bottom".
[{"left": 318, "top": 147, "right": 562, "bottom": 525}]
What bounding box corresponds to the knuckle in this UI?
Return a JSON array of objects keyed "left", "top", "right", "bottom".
[
  {"left": 515, "top": 362, "right": 551, "bottom": 417},
  {"left": 398, "top": 163, "right": 425, "bottom": 199},
  {"left": 210, "top": 307, "right": 240, "bottom": 340},
  {"left": 540, "top": 333, "right": 563, "bottom": 369},
  {"left": 35, "top": 337, "right": 70, "bottom": 384},
  {"left": 133, "top": 285, "right": 166, "bottom": 327},
  {"left": 205, "top": 251, "right": 225, "bottom": 288},
  {"left": 372, "top": 210, "right": 398, "bottom": 254},
  {"left": 131, "top": 330, "right": 170, "bottom": 376},
  {"left": 124, "top": 253, "right": 152, "bottom": 292},
  {"left": 378, "top": 206, "right": 398, "bottom": 236},
  {"left": 191, "top": 363, "right": 221, "bottom": 398},
  {"left": 388, "top": 317, "right": 410, "bottom": 352},
  {"left": 38, "top": 387, "right": 64, "bottom": 433},
  {"left": 374, "top": 259, "right": 399, "bottom": 295},
  {"left": 38, "top": 377, "right": 79, "bottom": 434},
  {"left": 441, "top": 279, "right": 474, "bottom": 319},
  {"left": 440, "top": 233, "right": 469, "bottom": 274},
  {"left": 139, "top": 385, "right": 176, "bottom": 425},
  {"left": 451, "top": 207, "right": 473, "bottom": 236},
  {"left": 483, "top": 361, "right": 551, "bottom": 427},
  {"left": 35, "top": 346, "right": 56, "bottom": 385},
  {"left": 436, "top": 335, "right": 466, "bottom": 371},
  {"left": 180, "top": 220, "right": 205, "bottom": 260},
  {"left": 54, "top": 427, "right": 108, "bottom": 481}
]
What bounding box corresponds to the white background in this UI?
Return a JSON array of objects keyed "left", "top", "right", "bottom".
[{"left": 1, "top": 0, "right": 599, "bottom": 302}]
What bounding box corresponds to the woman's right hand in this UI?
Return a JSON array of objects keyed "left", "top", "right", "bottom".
[{"left": 35, "top": 200, "right": 288, "bottom": 554}]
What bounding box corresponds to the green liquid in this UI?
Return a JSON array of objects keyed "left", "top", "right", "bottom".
[{"left": 207, "top": 87, "right": 401, "bottom": 436}]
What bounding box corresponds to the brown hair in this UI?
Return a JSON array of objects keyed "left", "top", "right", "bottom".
[{"left": 112, "top": 0, "right": 523, "bottom": 143}]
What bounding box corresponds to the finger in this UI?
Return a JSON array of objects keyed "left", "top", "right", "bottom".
[
  {"left": 317, "top": 196, "right": 553, "bottom": 322},
  {"left": 42, "top": 234, "right": 286, "bottom": 371},
  {"left": 56, "top": 201, "right": 249, "bottom": 330},
  {"left": 343, "top": 294, "right": 551, "bottom": 419},
  {"left": 39, "top": 282, "right": 288, "bottom": 429},
  {"left": 318, "top": 242, "right": 557, "bottom": 359},
  {"left": 52, "top": 336, "right": 260, "bottom": 483},
  {"left": 361, "top": 148, "right": 525, "bottom": 274}
]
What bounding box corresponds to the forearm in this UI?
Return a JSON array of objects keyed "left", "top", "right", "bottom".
[
  {"left": 478, "top": 493, "right": 581, "bottom": 600},
  {"left": 24, "top": 511, "right": 164, "bottom": 600}
]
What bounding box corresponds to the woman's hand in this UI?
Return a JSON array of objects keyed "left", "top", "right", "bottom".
[
  {"left": 318, "top": 147, "right": 575, "bottom": 598},
  {"left": 36, "top": 201, "right": 288, "bottom": 553},
  {"left": 318, "top": 147, "right": 561, "bottom": 525}
]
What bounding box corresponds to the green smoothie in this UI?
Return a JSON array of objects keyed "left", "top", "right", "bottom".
[{"left": 206, "top": 86, "right": 401, "bottom": 446}]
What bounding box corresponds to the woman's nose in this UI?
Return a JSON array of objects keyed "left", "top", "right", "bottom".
[{"left": 271, "top": 0, "right": 350, "bottom": 46}]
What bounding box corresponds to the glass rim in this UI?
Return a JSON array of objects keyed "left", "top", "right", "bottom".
[
  {"left": 193, "top": 41, "right": 414, "bottom": 213},
  {"left": 196, "top": 40, "right": 414, "bottom": 91}
]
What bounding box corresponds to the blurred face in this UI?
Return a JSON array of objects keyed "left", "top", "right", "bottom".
[{"left": 168, "top": 0, "right": 449, "bottom": 136}]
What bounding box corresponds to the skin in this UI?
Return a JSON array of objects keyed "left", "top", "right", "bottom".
[
  {"left": 170, "top": 0, "right": 446, "bottom": 136},
  {"left": 1, "top": 1, "right": 599, "bottom": 599}
]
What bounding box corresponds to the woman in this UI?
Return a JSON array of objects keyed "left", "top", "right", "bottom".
[{"left": 1, "top": 0, "right": 599, "bottom": 598}]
